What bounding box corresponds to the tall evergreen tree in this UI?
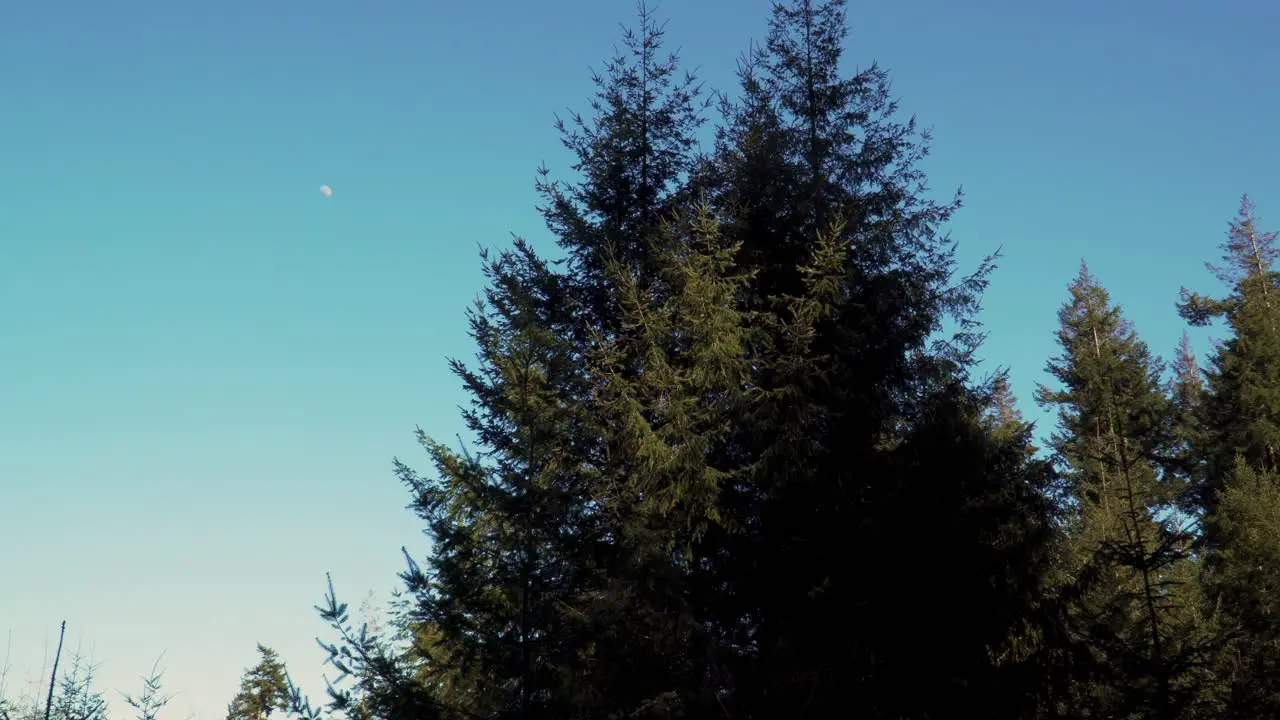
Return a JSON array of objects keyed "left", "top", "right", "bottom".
[
  {"left": 299, "top": 2, "right": 1058, "bottom": 717},
  {"left": 538, "top": 0, "right": 708, "bottom": 334},
  {"left": 987, "top": 372, "right": 1023, "bottom": 432},
  {"left": 226, "top": 645, "right": 289, "bottom": 720},
  {"left": 517, "top": 5, "right": 722, "bottom": 712},
  {"left": 1036, "top": 264, "right": 1208, "bottom": 718},
  {"left": 389, "top": 197, "right": 753, "bottom": 720},
  {"left": 985, "top": 371, "right": 1039, "bottom": 451},
  {"left": 1179, "top": 195, "right": 1280, "bottom": 717},
  {"left": 406, "top": 240, "right": 586, "bottom": 718},
  {"left": 1178, "top": 194, "right": 1280, "bottom": 521},
  {"left": 304, "top": 5, "right": 718, "bottom": 718},
  {"left": 693, "top": 1, "right": 1056, "bottom": 716}
]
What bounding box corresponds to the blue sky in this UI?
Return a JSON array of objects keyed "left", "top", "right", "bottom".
[{"left": 1, "top": 0, "right": 1277, "bottom": 718}]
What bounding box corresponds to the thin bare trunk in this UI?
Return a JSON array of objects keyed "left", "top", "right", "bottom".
[
  {"left": 1249, "top": 223, "right": 1269, "bottom": 302},
  {"left": 1114, "top": 434, "right": 1170, "bottom": 718},
  {"left": 1094, "top": 318, "right": 1172, "bottom": 716},
  {"left": 1093, "top": 325, "right": 1109, "bottom": 518},
  {"left": 43, "top": 622, "right": 65, "bottom": 720},
  {"left": 519, "top": 344, "right": 538, "bottom": 719},
  {"left": 803, "top": 1, "right": 821, "bottom": 217}
]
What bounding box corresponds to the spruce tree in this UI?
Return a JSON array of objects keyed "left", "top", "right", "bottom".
[
  {"left": 538, "top": 0, "right": 707, "bottom": 334},
  {"left": 226, "top": 645, "right": 289, "bottom": 720},
  {"left": 695, "top": 1, "right": 1054, "bottom": 716},
  {"left": 389, "top": 192, "right": 749, "bottom": 720},
  {"left": 298, "top": 2, "right": 1060, "bottom": 717},
  {"left": 987, "top": 372, "right": 1024, "bottom": 435},
  {"left": 308, "top": 4, "right": 717, "bottom": 718},
  {"left": 396, "top": 237, "right": 601, "bottom": 718},
  {"left": 1179, "top": 195, "right": 1280, "bottom": 717},
  {"left": 1177, "top": 194, "right": 1280, "bottom": 522},
  {"left": 1036, "top": 264, "right": 1207, "bottom": 719}
]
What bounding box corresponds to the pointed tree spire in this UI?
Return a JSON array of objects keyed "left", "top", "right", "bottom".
[
  {"left": 331, "top": 5, "right": 718, "bottom": 717},
  {"left": 1176, "top": 196, "right": 1280, "bottom": 716},
  {"left": 1178, "top": 195, "right": 1280, "bottom": 518},
  {"left": 984, "top": 370, "right": 1035, "bottom": 450},
  {"left": 226, "top": 645, "right": 289, "bottom": 720},
  {"left": 1163, "top": 332, "right": 1205, "bottom": 507},
  {"left": 1036, "top": 265, "right": 1208, "bottom": 718}
]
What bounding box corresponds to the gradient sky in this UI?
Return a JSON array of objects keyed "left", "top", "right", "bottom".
[{"left": 2, "top": 1, "right": 1278, "bottom": 718}]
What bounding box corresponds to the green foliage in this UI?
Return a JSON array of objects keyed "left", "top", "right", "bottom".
[
  {"left": 583, "top": 201, "right": 757, "bottom": 717},
  {"left": 1202, "top": 460, "right": 1280, "bottom": 716},
  {"left": 279, "top": 2, "right": 1280, "bottom": 718},
  {"left": 16, "top": 6, "right": 1280, "bottom": 720},
  {"left": 1036, "top": 264, "right": 1217, "bottom": 718},
  {"left": 371, "top": 4, "right": 717, "bottom": 717},
  {"left": 593, "top": 202, "right": 754, "bottom": 539},
  {"left": 322, "top": 0, "right": 1056, "bottom": 716},
  {"left": 686, "top": 2, "right": 1050, "bottom": 717},
  {"left": 985, "top": 371, "right": 1032, "bottom": 445},
  {"left": 226, "top": 646, "right": 289, "bottom": 720},
  {"left": 1167, "top": 195, "right": 1280, "bottom": 716},
  {"left": 1165, "top": 333, "right": 1207, "bottom": 511},
  {"left": 395, "top": 236, "right": 595, "bottom": 717},
  {"left": 1178, "top": 194, "right": 1280, "bottom": 520},
  {"left": 287, "top": 576, "right": 440, "bottom": 720},
  {"left": 538, "top": 0, "right": 708, "bottom": 333}
]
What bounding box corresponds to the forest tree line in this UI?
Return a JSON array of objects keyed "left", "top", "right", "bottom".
[
  {"left": 8, "top": 1, "right": 1280, "bottom": 719},
  {"left": 282, "top": 2, "right": 1280, "bottom": 718}
]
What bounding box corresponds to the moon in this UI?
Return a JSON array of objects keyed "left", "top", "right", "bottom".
[{"left": 319, "top": 185, "right": 333, "bottom": 197}]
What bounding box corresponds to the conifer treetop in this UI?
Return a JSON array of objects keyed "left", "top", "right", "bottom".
[{"left": 1180, "top": 193, "right": 1280, "bottom": 326}]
